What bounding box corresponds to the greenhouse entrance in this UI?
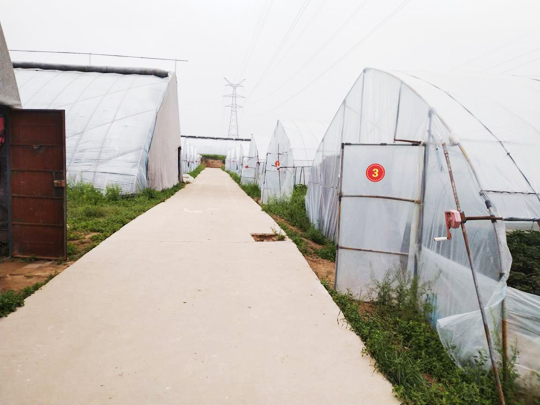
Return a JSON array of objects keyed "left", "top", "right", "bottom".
[
  {"left": 335, "top": 143, "right": 424, "bottom": 294},
  {"left": 8, "top": 109, "right": 67, "bottom": 260}
]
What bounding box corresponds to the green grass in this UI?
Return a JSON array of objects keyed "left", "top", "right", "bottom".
[
  {"left": 507, "top": 230, "right": 540, "bottom": 295},
  {"left": 188, "top": 164, "right": 206, "bottom": 179},
  {"left": 262, "top": 186, "right": 336, "bottom": 261},
  {"left": 324, "top": 272, "right": 533, "bottom": 405},
  {"left": 201, "top": 154, "right": 226, "bottom": 163},
  {"left": 224, "top": 170, "right": 262, "bottom": 199},
  {"left": 0, "top": 274, "right": 56, "bottom": 318},
  {"left": 67, "top": 166, "right": 204, "bottom": 261},
  {"left": 0, "top": 167, "right": 205, "bottom": 318}
]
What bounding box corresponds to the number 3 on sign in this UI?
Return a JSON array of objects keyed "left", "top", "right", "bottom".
[{"left": 366, "top": 163, "right": 385, "bottom": 182}]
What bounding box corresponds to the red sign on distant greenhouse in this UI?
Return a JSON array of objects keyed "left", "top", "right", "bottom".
[{"left": 366, "top": 163, "right": 385, "bottom": 182}]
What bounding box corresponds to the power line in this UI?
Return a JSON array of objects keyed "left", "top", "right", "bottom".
[
  {"left": 481, "top": 45, "right": 540, "bottom": 73},
  {"left": 9, "top": 49, "right": 187, "bottom": 62},
  {"left": 235, "top": 0, "right": 275, "bottom": 81},
  {"left": 248, "top": 0, "right": 371, "bottom": 103},
  {"left": 248, "top": 0, "right": 312, "bottom": 96},
  {"left": 450, "top": 31, "right": 534, "bottom": 71},
  {"left": 249, "top": 0, "right": 413, "bottom": 116},
  {"left": 500, "top": 52, "right": 540, "bottom": 74},
  {"left": 268, "top": 0, "right": 330, "bottom": 73}
]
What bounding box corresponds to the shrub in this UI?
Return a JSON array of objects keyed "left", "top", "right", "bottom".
[
  {"left": 80, "top": 205, "right": 107, "bottom": 218},
  {"left": 142, "top": 187, "right": 158, "bottom": 200},
  {"left": 105, "top": 184, "right": 121, "bottom": 201},
  {"left": 67, "top": 181, "right": 104, "bottom": 205}
]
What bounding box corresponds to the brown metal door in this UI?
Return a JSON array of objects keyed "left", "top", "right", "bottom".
[{"left": 9, "top": 109, "right": 66, "bottom": 259}]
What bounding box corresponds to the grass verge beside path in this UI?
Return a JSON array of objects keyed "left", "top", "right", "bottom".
[
  {"left": 224, "top": 170, "right": 261, "bottom": 199},
  {"left": 262, "top": 186, "right": 336, "bottom": 261},
  {"left": 227, "top": 179, "right": 537, "bottom": 404},
  {"left": 0, "top": 274, "right": 56, "bottom": 318},
  {"left": 187, "top": 164, "right": 206, "bottom": 179},
  {"left": 68, "top": 164, "right": 205, "bottom": 261},
  {"left": 324, "top": 280, "right": 529, "bottom": 405},
  {"left": 0, "top": 165, "right": 206, "bottom": 319}
]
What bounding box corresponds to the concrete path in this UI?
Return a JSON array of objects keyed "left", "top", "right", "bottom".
[{"left": 0, "top": 169, "right": 397, "bottom": 404}]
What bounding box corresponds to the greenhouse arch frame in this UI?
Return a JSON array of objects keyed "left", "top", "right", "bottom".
[{"left": 306, "top": 67, "right": 540, "bottom": 384}]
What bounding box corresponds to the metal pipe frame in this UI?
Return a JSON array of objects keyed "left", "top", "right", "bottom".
[{"left": 442, "top": 142, "right": 506, "bottom": 405}]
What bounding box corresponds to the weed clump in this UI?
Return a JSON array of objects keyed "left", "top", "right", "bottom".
[
  {"left": 325, "top": 270, "right": 534, "bottom": 405},
  {"left": 224, "top": 170, "right": 261, "bottom": 199},
  {"left": 105, "top": 185, "right": 121, "bottom": 202}
]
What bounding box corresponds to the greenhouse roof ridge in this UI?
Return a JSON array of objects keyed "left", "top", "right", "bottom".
[
  {"left": 182, "top": 135, "right": 251, "bottom": 142},
  {"left": 13, "top": 61, "right": 169, "bottom": 78}
]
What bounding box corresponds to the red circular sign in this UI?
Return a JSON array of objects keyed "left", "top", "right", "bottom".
[
  {"left": 275, "top": 160, "right": 280, "bottom": 168},
  {"left": 245, "top": 165, "right": 249, "bottom": 169},
  {"left": 366, "top": 163, "right": 385, "bottom": 182}
]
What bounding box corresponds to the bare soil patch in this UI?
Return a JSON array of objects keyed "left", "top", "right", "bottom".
[
  {"left": 0, "top": 259, "right": 71, "bottom": 292},
  {"left": 204, "top": 159, "right": 224, "bottom": 168},
  {"left": 269, "top": 215, "right": 336, "bottom": 283},
  {"left": 305, "top": 256, "right": 335, "bottom": 285},
  {"left": 251, "top": 233, "right": 284, "bottom": 242}
]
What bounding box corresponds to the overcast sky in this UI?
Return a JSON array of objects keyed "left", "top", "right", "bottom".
[{"left": 2, "top": 0, "right": 540, "bottom": 140}]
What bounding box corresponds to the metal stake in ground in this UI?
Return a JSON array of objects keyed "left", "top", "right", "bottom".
[{"left": 441, "top": 143, "right": 506, "bottom": 405}]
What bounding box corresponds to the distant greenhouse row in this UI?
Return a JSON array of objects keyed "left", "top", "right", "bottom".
[
  {"left": 226, "top": 68, "right": 540, "bottom": 386},
  {"left": 225, "top": 121, "right": 327, "bottom": 203}
]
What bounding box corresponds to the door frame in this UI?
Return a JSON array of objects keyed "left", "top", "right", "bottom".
[{"left": 8, "top": 108, "right": 67, "bottom": 260}]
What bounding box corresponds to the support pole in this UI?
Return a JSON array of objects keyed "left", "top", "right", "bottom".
[
  {"left": 223, "top": 78, "right": 245, "bottom": 139},
  {"left": 441, "top": 143, "right": 506, "bottom": 405},
  {"left": 501, "top": 298, "right": 508, "bottom": 385}
]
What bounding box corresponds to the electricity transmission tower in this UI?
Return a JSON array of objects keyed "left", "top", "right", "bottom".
[{"left": 224, "top": 78, "right": 245, "bottom": 138}]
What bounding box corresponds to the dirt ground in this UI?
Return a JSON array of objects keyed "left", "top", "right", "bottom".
[
  {"left": 306, "top": 256, "right": 335, "bottom": 285},
  {"left": 0, "top": 259, "right": 71, "bottom": 292},
  {"left": 269, "top": 216, "right": 336, "bottom": 284},
  {"left": 203, "top": 159, "right": 224, "bottom": 168}
]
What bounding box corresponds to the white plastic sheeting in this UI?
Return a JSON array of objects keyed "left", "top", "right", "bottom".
[
  {"left": 183, "top": 136, "right": 250, "bottom": 157},
  {"left": 225, "top": 143, "right": 247, "bottom": 176},
  {"left": 306, "top": 68, "right": 540, "bottom": 382},
  {"left": 15, "top": 67, "right": 181, "bottom": 193},
  {"left": 240, "top": 135, "right": 259, "bottom": 185},
  {"left": 261, "top": 121, "right": 327, "bottom": 203},
  {"left": 180, "top": 137, "right": 201, "bottom": 175},
  {"left": 0, "top": 23, "right": 20, "bottom": 108},
  {"left": 240, "top": 134, "right": 270, "bottom": 186}
]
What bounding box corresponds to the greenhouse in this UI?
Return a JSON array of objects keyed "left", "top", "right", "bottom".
[
  {"left": 240, "top": 134, "right": 270, "bottom": 186},
  {"left": 224, "top": 147, "right": 236, "bottom": 173},
  {"left": 180, "top": 137, "right": 201, "bottom": 176},
  {"left": 183, "top": 135, "right": 250, "bottom": 157},
  {"left": 225, "top": 142, "right": 248, "bottom": 176},
  {"left": 306, "top": 67, "right": 540, "bottom": 382},
  {"left": 261, "top": 120, "right": 327, "bottom": 203},
  {"left": 14, "top": 62, "right": 181, "bottom": 194}
]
